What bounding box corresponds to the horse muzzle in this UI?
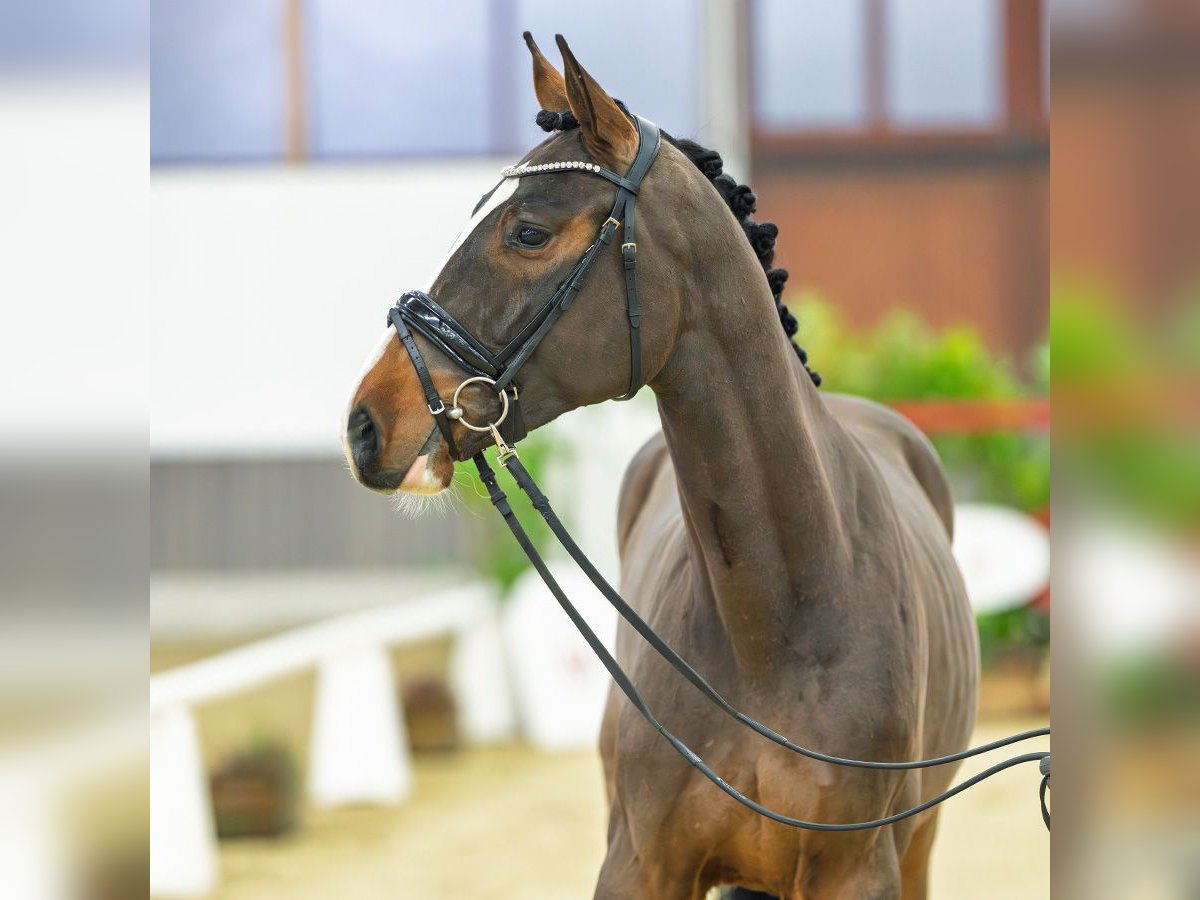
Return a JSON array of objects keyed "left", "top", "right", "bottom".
[{"left": 344, "top": 402, "right": 451, "bottom": 494}]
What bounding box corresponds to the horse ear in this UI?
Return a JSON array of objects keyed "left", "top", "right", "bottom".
[
  {"left": 524, "top": 32, "right": 568, "bottom": 112},
  {"left": 555, "top": 34, "right": 638, "bottom": 172}
]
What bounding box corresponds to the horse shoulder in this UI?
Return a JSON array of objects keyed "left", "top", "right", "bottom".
[
  {"left": 616, "top": 429, "right": 670, "bottom": 555},
  {"left": 823, "top": 393, "right": 955, "bottom": 539}
]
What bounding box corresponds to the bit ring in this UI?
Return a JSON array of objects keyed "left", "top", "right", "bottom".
[{"left": 447, "top": 376, "right": 510, "bottom": 433}]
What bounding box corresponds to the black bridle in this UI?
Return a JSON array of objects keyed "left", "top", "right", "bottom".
[
  {"left": 384, "top": 112, "right": 1050, "bottom": 832},
  {"left": 388, "top": 114, "right": 661, "bottom": 462}
]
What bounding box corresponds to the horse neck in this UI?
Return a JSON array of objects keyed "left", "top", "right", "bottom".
[{"left": 650, "top": 244, "right": 860, "bottom": 673}]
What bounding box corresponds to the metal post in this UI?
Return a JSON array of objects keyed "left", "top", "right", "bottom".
[
  {"left": 283, "top": 0, "right": 307, "bottom": 162},
  {"left": 700, "top": 0, "right": 751, "bottom": 183}
]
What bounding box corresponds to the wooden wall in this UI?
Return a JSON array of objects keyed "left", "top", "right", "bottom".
[
  {"left": 753, "top": 144, "right": 1048, "bottom": 358},
  {"left": 151, "top": 459, "right": 487, "bottom": 571},
  {"left": 1051, "top": 35, "right": 1200, "bottom": 312},
  {"left": 744, "top": 0, "right": 1050, "bottom": 359}
]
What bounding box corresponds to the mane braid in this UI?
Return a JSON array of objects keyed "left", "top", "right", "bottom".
[{"left": 536, "top": 108, "right": 820, "bottom": 387}]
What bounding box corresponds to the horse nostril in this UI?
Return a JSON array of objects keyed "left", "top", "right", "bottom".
[
  {"left": 348, "top": 404, "right": 380, "bottom": 470},
  {"left": 348, "top": 405, "right": 374, "bottom": 438}
]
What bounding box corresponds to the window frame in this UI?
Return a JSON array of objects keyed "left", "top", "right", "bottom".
[{"left": 746, "top": 0, "right": 1048, "bottom": 161}]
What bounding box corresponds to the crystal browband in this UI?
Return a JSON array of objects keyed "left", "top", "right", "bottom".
[{"left": 500, "top": 160, "right": 603, "bottom": 178}]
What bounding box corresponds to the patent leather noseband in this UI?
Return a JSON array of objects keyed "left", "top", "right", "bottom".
[{"left": 387, "top": 113, "right": 661, "bottom": 461}]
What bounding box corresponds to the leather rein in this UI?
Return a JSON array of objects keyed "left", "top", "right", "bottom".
[{"left": 384, "top": 113, "right": 1050, "bottom": 832}]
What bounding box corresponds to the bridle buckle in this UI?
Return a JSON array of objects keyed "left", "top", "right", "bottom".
[{"left": 427, "top": 399, "right": 446, "bottom": 416}]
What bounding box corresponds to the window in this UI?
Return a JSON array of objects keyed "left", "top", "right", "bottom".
[
  {"left": 0, "top": 0, "right": 142, "bottom": 68},
  {"left": 752, "top": 0, "right": 868, "bottom": 129},
  {"left": 751, "top": 0, "right": 1006, "bottom": 135},
  {"left": 886, "top": 0, "right": 1001, "bottom": 128},
  {"left": 306, "top": 0, "right": 491, "bottom": 158},
  {"left": 151, "top": 0, "right": 703, "bottom": 164},
  {"left": 151, "top": 0, "right": 286, "bottom": 162}
]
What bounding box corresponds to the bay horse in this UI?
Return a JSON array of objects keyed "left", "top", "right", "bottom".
[{"left": 344, "top": 34, "right": 978, "bottom": 900}]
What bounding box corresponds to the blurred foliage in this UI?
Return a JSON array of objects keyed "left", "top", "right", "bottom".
[
  {"left": 793, "top": 294, "right": 1050, "bottom": 513},
  {"left": 1051, "top": 285, "right": 1138, "bottom": 386},
  {"left": 1164, "top": 290, "right": 1200, "bottom": 367},
  {"left": 976, "top": 605, "right": 1052, "bottom": 669},
  {"left": 1102, "top": 655, "right": 1200, "bottom": 728},
  {"left": 1052, "top": 282, "right": 1200, "bottom": 527}
]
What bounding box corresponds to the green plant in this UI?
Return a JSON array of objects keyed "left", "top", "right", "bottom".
[
  {"left": 976, "top": 605, "right": 1051, "bottom": 668},
  {"left": 792, "top": 293, "right": 1050, "bottom": 513},
  {"left": 1102, "top": 655, "right": 1200, "bottom": 728},
  {"left": 1051, "top": 284, "right": 1200, "bottom": 527}
]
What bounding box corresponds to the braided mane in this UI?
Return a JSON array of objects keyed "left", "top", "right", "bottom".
[{"left": 536, "top": 109, "right": 820, "bottom": 387}]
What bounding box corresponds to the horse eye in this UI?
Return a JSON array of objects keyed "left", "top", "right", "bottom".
[{"left": 515, "top": 225, "right": 550, "bottom": 248}]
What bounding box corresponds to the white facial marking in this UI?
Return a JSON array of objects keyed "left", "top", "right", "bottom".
[
  {"left": 399, "top": 453, "right": 441, "bottom": 494},
  {"left": 423, "top": 176, "right": 520, "bottom": 290}
]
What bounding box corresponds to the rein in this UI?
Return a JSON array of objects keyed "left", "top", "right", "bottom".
[{"left": 385, "top": 113, "right": 1051, "bottom": 832}]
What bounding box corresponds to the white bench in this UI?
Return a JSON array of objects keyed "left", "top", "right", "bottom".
[{"left": 150, "top": 576, "right": 512, "bottom": 897}]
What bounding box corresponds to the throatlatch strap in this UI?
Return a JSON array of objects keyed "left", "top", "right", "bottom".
[
  {"left": 491, "top": 115, "right": 660, "bottom": 402},
  {"left": 614, "top": 116, "right": 660, "bottom": 401},
  {"left": 491, "top": 218, "right": 619, "bottom": 391}
]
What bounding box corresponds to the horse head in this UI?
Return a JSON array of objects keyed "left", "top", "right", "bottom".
[{"left": 343, "top": 34, "right": 695, "bottom": 494}]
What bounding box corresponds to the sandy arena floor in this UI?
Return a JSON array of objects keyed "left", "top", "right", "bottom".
[{"left": 212, "top": 716, "right": 1049, "bottom": 899}]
